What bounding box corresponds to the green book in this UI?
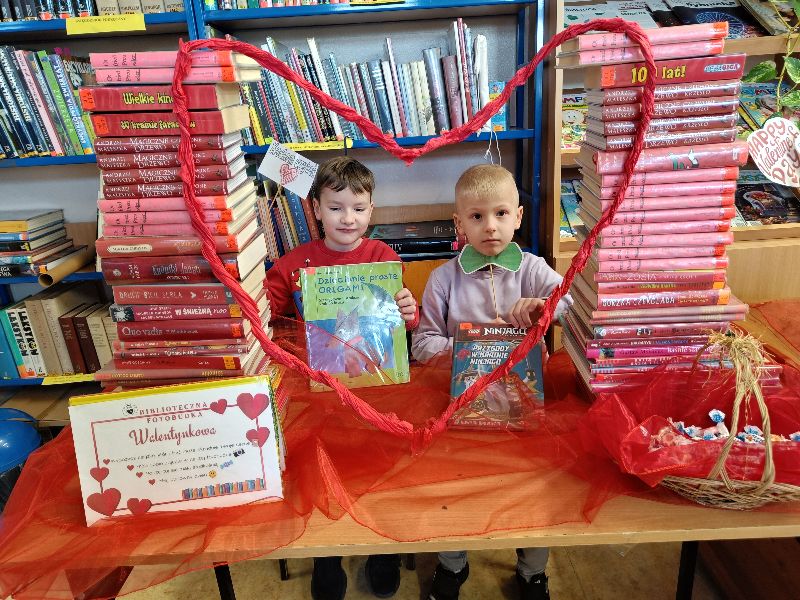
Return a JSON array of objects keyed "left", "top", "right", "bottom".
[{"left": 299, "top": 261, "right": 410, "bottom": 391}]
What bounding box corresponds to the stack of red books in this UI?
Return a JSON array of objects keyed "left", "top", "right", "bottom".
[
  {"left": 558, "top": 25, "right": 779, "bottom": 393},
  {"left": 80, "top": 50, "right": 272, "bottom": 388}
]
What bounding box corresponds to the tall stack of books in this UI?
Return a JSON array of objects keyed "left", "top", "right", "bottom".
[
  {"left": 80, "top": 49, "right": 271, "bottom": 389},
  {"left": 557, "top": 24, "right": 754, "bottom": 393}
]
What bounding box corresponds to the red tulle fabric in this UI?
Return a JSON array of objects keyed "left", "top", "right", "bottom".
[
  {"left": 169, "top": 18, "right": 658, "bottom": 447},
  {"left": 581, "top": 362, "right": 800, "bottom": 487},
  {"left": 755, "top": 300, "right": 800, "bottom": 356}
]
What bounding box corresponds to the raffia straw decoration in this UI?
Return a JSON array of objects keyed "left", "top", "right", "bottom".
[{"left": 660, "top": 329, "right": 800, "bottom": 510}]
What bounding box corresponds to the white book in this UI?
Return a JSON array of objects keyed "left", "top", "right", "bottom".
[
  {"left": 381, "top": 60, "right": 403, "bottom": 137},
  {"left": 410, "top": 62, "right": 427, "bottom": 138},
  {"left": 400, "top": 63, "right": 420, "bottom": 136},
  {"left": 474, "top": 34, "right": 491, "bottom": 132},
  {"left": 417, "top": 60, "right": 436, "bottom": 135},
  {"left": 307, "top": 38, "right": 344, "bottom": 140}
]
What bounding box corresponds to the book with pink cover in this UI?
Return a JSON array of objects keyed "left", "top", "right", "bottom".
[
  {"left": 595, "top": 255, "right": 730, "bottom": 270},
  {"left": 590, "top": 127, "right": 738, "bottom": 151},
  {"left": 584, "top": 79, "right": 742, "bottom": 105},
  {"left": 585, "top": 194, "right": 734, "bottom": 212},
  {"left": 557, "top": 39, "right": 724, "bottom": 68},
  {"left": 580, "top": 213, "right": 731, "bottom": 236},
  {"left": 560, "top": 22, "right": 727, "bottom": 52},
  {"left": 577, "top": 141, "right": 749, "bottom": 175},
  {"left": 89, "top": 50, "right": 257, "bottom": 69},
  {"left": 595, "top": 244, "right": 726, "bottom": 260},
  {"left": 94, "top": 66, "right": 262, "bottom": 85},
  {"left": 69, "top": 376, "right": 284, "bottom": 526},
  {"left": 583, "top": 166, "right": 739, "bottom": 187},
  {"left": 578, "top": 178, "right": 736, "bottom": 199},
  {"left": 588, "top": 96, "right": 739, "bottom": 121},
  {"left": 586, "top": 113, "right": 738, "bottom": 136},
  {"left": 591, "top": 269, "right": 727, "bottom": 283}
]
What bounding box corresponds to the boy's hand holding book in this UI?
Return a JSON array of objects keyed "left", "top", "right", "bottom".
[
  {"left": 505, "top": 297, "right": 545, "bottom": 328},
  {"left": 394, "top": 287, "right": 417, "bottom": 322}
]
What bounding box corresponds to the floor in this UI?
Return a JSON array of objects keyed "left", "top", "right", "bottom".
[{"left": 122, "top": 544, "right": 723, "bottom": 599}]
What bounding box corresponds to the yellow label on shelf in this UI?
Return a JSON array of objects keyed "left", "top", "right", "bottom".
[
  {"left": 268, "top": 139, "right": 354, "bottom": 152},
  {"left": 66, "top": 13, "right": 146, "bottom": 35},
  {"left": 42, "top": 373, "right": 96, "bottom": 385}
]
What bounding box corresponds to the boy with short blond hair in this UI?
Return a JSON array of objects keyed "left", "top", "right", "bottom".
[
  {"left": 412, "top": 164, "right": 572, "bottom": 600},
  {"left": 266, "top": 156, "right": 418, "bottom": 600}
]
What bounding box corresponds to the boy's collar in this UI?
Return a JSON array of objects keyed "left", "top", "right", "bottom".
[{"left": 458, "top": 243, "right": 523, "bottom": 274}]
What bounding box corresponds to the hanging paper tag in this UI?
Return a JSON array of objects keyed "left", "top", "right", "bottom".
[
  {"left": 257, "top": 140, "right": 319, "bottom": 199},
  {"left": 66, "top": 13, "right": 146, "bottom": 35},
  {"left": 747, "top": 117, "right": 800, "bottom": 187}
]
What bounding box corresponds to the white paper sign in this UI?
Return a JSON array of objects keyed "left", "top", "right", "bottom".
[
  {"left": 747, "top": 117, "right": 800, "bottom": 188},
  {"left": 257, "top": 140, "right": 319, "bottom": 198},
  {"left": 69, "top": 376, "right": 284, "bottom": 526}
]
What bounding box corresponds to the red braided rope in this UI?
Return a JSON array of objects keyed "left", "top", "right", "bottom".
[{"left": 172, "top": 19, "right": 656, "bottom": 449}]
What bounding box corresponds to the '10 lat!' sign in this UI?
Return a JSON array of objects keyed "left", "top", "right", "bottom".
[{"left": 748, "top": 117, "right": 800, "bottom": 188}]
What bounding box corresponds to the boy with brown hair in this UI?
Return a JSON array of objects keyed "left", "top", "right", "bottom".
[
  {"left": 266, "top": 156, "right": 418, "bottom": 600},
  {"left": 412, "top": 164, "right": 572, "bottom": 600}
]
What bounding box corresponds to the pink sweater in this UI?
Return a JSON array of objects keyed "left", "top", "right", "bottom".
[{"left": 411, "top": 253, "right": 572, "bottom": 363}]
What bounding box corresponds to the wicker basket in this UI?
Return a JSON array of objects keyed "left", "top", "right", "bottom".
[{"left": 659, "top": 332, "right": 800, "bottom": 511}]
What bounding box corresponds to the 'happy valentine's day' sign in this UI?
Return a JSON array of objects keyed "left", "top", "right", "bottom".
[
  {"left": 747, "top": 117, "right": 800, "bottom": 188},
  {"left": 69, "top": 376, "right": 284, "bottom": 526}
]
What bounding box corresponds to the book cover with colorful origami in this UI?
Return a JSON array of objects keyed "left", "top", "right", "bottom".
[
  {"left": 300, "top": 261, "right": 410, "bottom": 391},
  {"left": 450, "top": 323, "right": 544, "bottom": 430}
]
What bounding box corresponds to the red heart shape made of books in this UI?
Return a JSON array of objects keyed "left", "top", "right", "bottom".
[
  {"left": 90, "top": 467, "right": 109, "bottom": 483},
  {"left": 246, "top": 427, "right": 270, "bottom": 448},
  {"left": 87, "top": 488, "right": 121, "bottom": 517},
  {"left": 238, "top": 392, "right": 269, "bottom": 420},
  {"left": 126, "top": 498, "right": 153, "bottom": 516}
]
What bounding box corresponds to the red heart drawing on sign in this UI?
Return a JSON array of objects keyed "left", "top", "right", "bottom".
[
  {"left": 127, "top": 465, "right": 134, "bottom": 471},
  {"left": 136, "top": 472, "right": 143, "bottom": 478},
  {"left": 148, "top": 479, "right": 156, "bottom": 485},
  {"left": 279, "top": 162, "right": 299, "bottom": 186},
  {"left": 210, "top": 399, "right": 227, "bottom": 414},
  {"left": 246, "top": 427, "right": 270, "bottom": 448},
  {"left": 238, "top": 392, "right": 269, "bottom": 420},
  {"left": 87, "top": 488, "right": 121, "bottom": 517},
  {"left": 90, "top": 467, "right": 109, "bottom": 483},
  {"left": 127, "top": 498, "right": 153, "bottom": 516},
  {"left": 102, "top": 459, "right": 110, "bottom": 465}
]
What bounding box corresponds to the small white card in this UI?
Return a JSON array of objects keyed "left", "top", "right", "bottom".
[
  {"left": 69, "top": 376, "right": 284, "bottom": 526},
  {"left": 257, "top": 140, "right": 319, "bottom": 198}
]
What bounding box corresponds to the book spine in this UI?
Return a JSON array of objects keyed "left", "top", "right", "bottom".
[
  {"left": 116, "top": 319, "right": 247, "bottom": 341},
  {"left": 13, "top": 50, "right": 60, "bottom": 155},
  {"left": 595, "top": 54, "right": 746, "bottom": 89},
  {"left": 88, "top": 51, "right": 234, "bottom": 69},
  {"left": 592, "top": 113, "right": 739, "bottom": 136},
  {"left": 417, "top": 60, "right": 435, "bottom": 135},
  {"left": 240, "top": 82, "right": 266, "bottom": 145},
  {"left": 574, "top": 22, "right": 727, "bottom": 50},
  {"left": 464, "top": 25, "right": 479, "bottom": 124},
  {"left": 36, "top": 51, "right": 82, "bottom": 154},
  {"left": 102, "top": 222, "right": 240, "bottom": 236},
  {"left": 112, "top": 355, "right": 243, "bottom": 370},
  {"left": 594, "top": 195, "right": 735, "bottom": 212},
  {"left": 368, "top": 59, "right": 394, "bottom": 135},
  {"left": 47, "top": 54, "right": 93, "bottom": 154},
  {"left": 300, "top": 196, "right": 321, "bottom": 240},
  {"left": 442, "top": 55, "right": 463, "bottom": 128},
  {"left": 399, "top": 63, "right": 419, "bottom": 136},
  {"left": 410, "top": 62, "right": 427, "bottom": 137},
  {"left": 566, "top": 39, "right": 724, "bottom": 67},
  {"left": 59, "top": 312, "right": 86, "bottom": 373},
  {"left": 423, "top": 48, "right": 449, "bottom": 133},
  {"left": 592, "top": 351, "right": 721, "bottom": 367},
  {"left": 93, "top": 134, "right": 228, "bottom": 153},
  {"left": 385, "top": 38, "right": 410, "bottom": 137},
  {"left": 101, "top": 163, "right": 233, "bottom": 185},
  {"left": 283, "top": 190, "right": 311, "bottom": 244},
  {"left": 101, "top": 179, "right": 237, "bottom": 199},
  {"left": 90, "top": 110, "right": 232, "bottom": 137},
  {"left": 113, "top": 284, "right": 235, "bottom": 305},
  {"left": 112, "top": 337, "right": 246, "bottom": 350},
  {"left": 327, "top": 55, "right": 358, "bottom": 139},
  {"left": 588, "top": 219, "right": 731, "bottom": 236},
  {"left": 347, "top": 63, "right": 370, "bottom": 125},
  {"left": 598, "top": 96, "right": 739, "bottom": 121},
  {"left": 0, "top": 49, "right": 37, "bottom": 155},
  {"left": 110, "top": 303, "right": 242, "bottom": 321},
  {"left": 602, "top": 127, "right": 739, "bottom": 151},
  {"left": 96, "top": 234, "right": 243, "bottom": 256},
  {"left": 307, "top": 40, "right": 343, "bottom": 140},
  {"left": 591, "top": 206, "right": 735, "bottom": 225},
  {"left": 595, "top": 288, "right": 730, "bottom": 311},
  {"left": 113, "top": 343, "right": 247, "bottom": 358},
  {"left": 87, "top": 312, "right": 112, "bottom": 369},
  {"left": 591, "top": 141, "right": 748, "bottom": 175},
  {"left": 596, "top": 280, "right": 724, "bottom": 293},
  {"left": 589, "top": 79, "right": 742, "bottom": 105},
  {"left": 595, "top": 244, "right": 726, "bottom": 261},
  {"left": 585, "top": 335, "right": 712, "bottom": 349},
  {"left": 23, "top": 51, "right": 73, "bottom": 155},
  {"left": 357, "top": 61, "right": 383, "bottom": 133},
  {"left": 589, "top": 179, "right": 737, "bottom": 199},
  {"left": 93, "top": 66, "right": 243, "bottom": 85},
  {"left": 380, "top": 60, "right": 402, "bottom": 136},
  {"left": 592, "top": 321, "right": 728, "bottom": 339},
  {"left": 21, "top": 300, "right": 55, "bottom": 376},
  {"left": 587, "top": 344, "right": 713, "bottom": 359},
  {"left": 292, "top": 51, "right": 326, "bottom": 141},
  {"left": 97, "top": 195, "right": 230, "bottom": 212},
  {"left": 3, "top": 309, "right": 33, "bottom": 377},
  {"left": 592, "top": 269, "right": 727, "bottom": 283},
  {"left": 593, "top": 166, "right": 739, "bottom": 187},
  {"left": 96, "top": 148, "right": 230, "bottom": 169},
  {"left": 302, "top": 52, "right": 338, "bottom": 141},
  {"left": 596, "top": 255, "right": 729, "bottom": 271},
  {"left": 101, "top": 256, "right": 241, "bottom": 283},
  {"left": 5, "top": 47, "right": 52, "bottom": 154},
  {"left": 101, "top": 209, "right": 231, "bottom": 226}
]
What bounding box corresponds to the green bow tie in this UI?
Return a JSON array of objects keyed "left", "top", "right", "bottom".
[{"left": 458, "top": 242, "right": 523, "bottom": 275}]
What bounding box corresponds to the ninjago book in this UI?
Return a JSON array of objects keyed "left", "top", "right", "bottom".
[
  {"left": 299, "top": 261, "right": 410, "bottom": 391},
  {"left": 450, "top": 323, "right": 544, "bottom": 430}
]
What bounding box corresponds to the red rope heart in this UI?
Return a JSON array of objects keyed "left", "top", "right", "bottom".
[{"left": 171, "top": 19, "right": 656, "bottom": 450}]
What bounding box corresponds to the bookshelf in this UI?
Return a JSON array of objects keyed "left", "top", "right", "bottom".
[{"left": 542, "top": 0, "right": 800, "bottom": 306}]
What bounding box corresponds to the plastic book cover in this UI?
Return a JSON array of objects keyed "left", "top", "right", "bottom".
[
  {"left": 740, "top": 83, "right": 800, "bottom": 129},
  {"left": 735, "top": 174, "right": 800, "bottom": 224},
  {"left": 450, "top": 323, "right": 544, "bottom": 430},
  {"left": 300, "top": 261, "right": 410, "bottom": 391},
  {"left": 489, "top": 81, "right": 507, "bottom": 131},
  {"left": 561, "top": 92, "right": 587, "bottom": 152},
  {"left": 560, "top": 181, "right": 582, "bottom": 238}
]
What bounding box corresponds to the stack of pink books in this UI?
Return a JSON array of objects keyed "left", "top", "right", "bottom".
[
  {"left": 558, "top": 24, "right": 777, "bottom": 393},
  {"left": 78, "top": 50, "right": 272, "bottom": 389}
]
